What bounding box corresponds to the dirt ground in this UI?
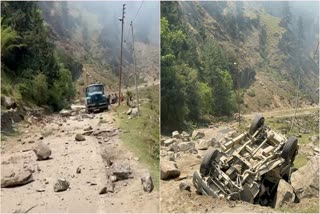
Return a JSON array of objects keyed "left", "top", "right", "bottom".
[{"left": 1, "top": 105, "right": 159, "bottom": 213}]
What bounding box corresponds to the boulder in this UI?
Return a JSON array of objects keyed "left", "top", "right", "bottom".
[
  {"left": 131, "top": 108, "right": 139, "bottom": 116},
  {"left": 196, "top": 139, "right": 212, "bottom": 150},
  {"left": 192, "top": 130, "right": 205, "bottom": 139},
  {"left": 113, "top": 168, "right": 131, "bottom": 180},
  {"left": 291, "top": 157, "right": 319, "bottom": 200},
  {"left": 177, "top": 142, "right": 195, "bottom": 152},
  {"left": 1, "top": 96, "right": 17, "bottom": 109},
  {"left": 309, "top": 135, "right": 319, "bottom": 144},
  {"left": 33, "top": 143, "right": 51, "bottom": 160},
  {"left": 172, "top": 131, "right": 180, "bottom": 139},
  {"left": 181, "top": 131, "right": 190, "bottom": 138},
  {"left": 59, "top": 109, "right": 72, "bottom": 117},
  {"left": 1, "top": 168, "right": 34, "bottom": 187},
  {"left": 163, "top": 139, "right": 175, "bottom": 147},
  {"left": 53, "top": 178, "right": 70, "bottom": 192},
  {"left": 141, "top": 175, "right": 154, "bottom": 193},
  {"left": 274, "top": 179, "right": 296, "bottom": 208},
  {"left": 161, "top": 160, "right": 180, "bottom": 180},
  {"left": 75, "top": 134, "right": 86, "bottom": 141},
  {"left": 126, "top": 108, "right": 132, "bottom": 115}
]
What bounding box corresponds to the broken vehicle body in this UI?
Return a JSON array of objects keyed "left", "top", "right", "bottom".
[
  {"left": 193, "top": 115, "right": 298, "bottom": 206},
  {"left": 85, "top": 83, "right": 109, "bottom": 113}
]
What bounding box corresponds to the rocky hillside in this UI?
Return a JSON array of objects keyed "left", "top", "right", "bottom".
[{"left": 179, "top": 1, "right": 319, "bottom": 113}]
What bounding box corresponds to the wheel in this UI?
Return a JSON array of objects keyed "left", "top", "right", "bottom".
[
  {"left": 249, "top": 114, "right": 265, "bottom": 135},
  {"left": 281, "top": 136, "right": 298, "bottom": 163},
  {"left": 200, "top": 147, "right": 219, "bottom": 177}
]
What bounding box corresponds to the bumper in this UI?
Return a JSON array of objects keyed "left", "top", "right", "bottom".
[
  {"left": 87, "top": 102, "right": 108, "bottom": 110},
  {"left": 193, "top": 171, "right": 219, "bottom": 197}
]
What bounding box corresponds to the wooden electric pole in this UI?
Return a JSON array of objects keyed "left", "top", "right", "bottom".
[
  {"left": 130, "top": 21, "right": 139, "bottom": 113},
  {"left": 118, "top": 4, "right": 126, "bottom": 106}
]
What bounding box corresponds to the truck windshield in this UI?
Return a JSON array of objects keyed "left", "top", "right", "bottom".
[{"left": 86, "top": 85, "right": 104, "bottom": 94}]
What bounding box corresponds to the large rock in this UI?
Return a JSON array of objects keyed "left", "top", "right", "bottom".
[
  {"left": 33, "top": 143, "right": 51, "bottom": 160},
  {"left": 53, "top": 178, "right": 70, "bottom": 192},
  {"left": 196, "top": 139, "right": 212, "bottom": 150},
  {"left": 172, "top": 131, "right": 180, "bottom": 139},
  {"left": 113, "top": 168, "right": 131, "bottom": 180},
  {"left": 163, "top": 139, "right": 175, "bottom": 147},
  {"left": 291, "top": 157, "right": 319, "bottom": 200},
  {"left": 141, "top": 175, "right": 154, "bottom": 193},
  {"left": 131, "top": 108, "right": 139, "bottom": 116},
  {"left": 59, "top": 109, "right": 72, "bottom": 117},
  {"left": 177, "top": 142, "right": 195, "bottom": 152},
  {"left": 1, "top": 168, "right": 34, "bottom": 187},
  {"left": 1, "top": 96, "right": 17, "bottom": 109},
  {"left": 192, "top": 130, "right": 205, "bottom": 139},
  {"left": 161, "top": 160, "right": 180, "bottom": 180},
  {"left": 75, "top": 134, "right": 86, "bottom": 141},
  {"left": 274, "top": 179, "right": 296, "bottom": 208}
]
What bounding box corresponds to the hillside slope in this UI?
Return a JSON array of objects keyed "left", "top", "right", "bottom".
[{"left": 179, "top": 1, "right": 319, "bottom": 113}]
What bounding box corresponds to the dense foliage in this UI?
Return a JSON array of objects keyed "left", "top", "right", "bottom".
[
  {"left": 161, "top": 2, "right": 236, "bottom": 132},
  {"left": 1, "top": 2, "right": 76, "bottom": 110}
]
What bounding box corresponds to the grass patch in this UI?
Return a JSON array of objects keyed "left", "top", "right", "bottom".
[
  {"left": 294, "top": 154, "right": 308, "bottom": 169},
  {"left": 114, "top": 85, "right": 159, "bottom": 189}
]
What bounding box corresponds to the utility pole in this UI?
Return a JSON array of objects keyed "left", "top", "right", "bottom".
[
  {"left": 130, "top": 21, "right": 139, "bottom": 113},
  {"left": 118, "top": 4, "right": 126, "bottom": 106},
  {"left": 234, "top": 62, "right": 241, "bottom": 128}
]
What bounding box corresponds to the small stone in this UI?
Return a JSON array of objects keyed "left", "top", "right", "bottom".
[
  {"left": 33, "top": 143, "right": 52, "bottom": 161},
  {"left": 76, "top": 167, "right": 81, "bottom": 174},
  {"left": 36, "top": 189, "right": 45, "bottom": 192},
  {"left": 110, "top": 175, "right": 117, "bottom": 182},
  {"left": 141, "top": 175, "right": 154, "bottom": 193},
  {"left": 99, "top": 187, "right": 107, "bottom": 194},
  {"left": 53, "top": 178, "right": 69, "bottom": 192},
  {"left": 179, "top": 182, "right": 191, "bottom": 192},
  {"left": 172, "top": 131, "right": 180, "bottom": 138},
  {"left": 75, "top": 134, "right": 86, "bottom": 141}
]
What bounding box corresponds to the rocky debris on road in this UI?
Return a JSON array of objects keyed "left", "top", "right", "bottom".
[
  {"left": 1, "top": 167, "right": 34, "bottom": 187},
  {"left": 59, "top": 109, "right": 72, "bottom": 117},
  {"left": 274, "top": 179, "right": 296, "bottom": 208},
  {"left": 179, "top": 182, "right": 191, "bottom": 192},
  {"left": 192, "top": 130, "right": 205, "bottom": 139},
  {"left": 291, "top": 156, "right": 319, "bottom": 200},
  {"left": 141, "top": 175, "right": 154, "bottom": 193},
  {"left": 33, "top": 142, "right": 52, "bottom": 160},
  {"left": 75, "top": 134, "right": 86, "bottom": 141},
  {"left": 53, "top": 178, "right": 70, "bottom": 192},
  {"left": 161, "top": 160, "right": 181, "bottom": 180}
]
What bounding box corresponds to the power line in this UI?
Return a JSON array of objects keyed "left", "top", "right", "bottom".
[{"left": 132, "top": 0, "right": 144, "bottom": 23}]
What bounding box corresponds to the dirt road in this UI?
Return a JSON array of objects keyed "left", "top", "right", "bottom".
[{"left": 1, "top": 106, "right": 159, "bottom": 213}]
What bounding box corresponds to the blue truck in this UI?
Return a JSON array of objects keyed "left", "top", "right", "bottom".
[{"left": 85, "top": 83, "right": 109, "bottom": 113}]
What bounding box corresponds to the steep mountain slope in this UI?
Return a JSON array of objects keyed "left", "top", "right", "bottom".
[
  {"left": 38, "top": 1, "right": 159, "bottom": 92},
  {"left": 179, "top": 1, "right": 319, "bottom": 113}
]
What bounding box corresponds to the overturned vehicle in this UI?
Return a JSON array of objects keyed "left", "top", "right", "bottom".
[{"left": 193, "top": 115, "right": 298, "bottom": 206}]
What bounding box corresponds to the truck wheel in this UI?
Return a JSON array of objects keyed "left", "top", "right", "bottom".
[
  {"left": 249, "top": 114, "right": 265, "bottom": 135},
  {"left": 281, "top": 136, "right": 298, "bottom": 163},
  {"left": 200, "top": 147, "right": 219, "bottom": 177}
]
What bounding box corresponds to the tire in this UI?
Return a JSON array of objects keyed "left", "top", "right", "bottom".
[
  {"left": 249, "top": 114, "right": 265, "bottom": 135},
  {"left": 200, "top": 147, "right": 219, "bottom": 177},
  {"left": 281, "top": 136, "right": 298, "bottom": 163}
]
